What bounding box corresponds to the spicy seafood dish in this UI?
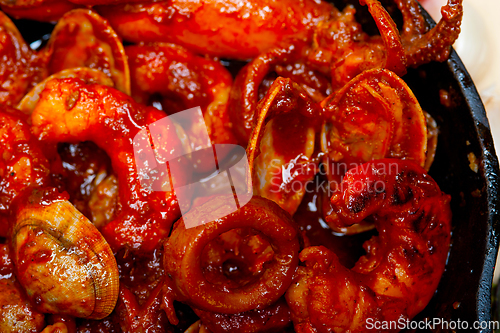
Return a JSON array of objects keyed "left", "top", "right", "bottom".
[{"left": 0, "top": 0, "right": 483, "bottom": 332}]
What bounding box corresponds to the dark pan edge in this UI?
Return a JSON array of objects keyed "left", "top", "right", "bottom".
[{"left": 447, "top": 48, "right": 500, "bottom": 330}]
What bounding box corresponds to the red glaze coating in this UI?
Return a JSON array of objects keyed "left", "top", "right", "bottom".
[
  {"left": 30, "top": 78, "right": 186, "bottom": 252},
  {"left": 164, "top": 196, "right": 300, "bottom": 314}
]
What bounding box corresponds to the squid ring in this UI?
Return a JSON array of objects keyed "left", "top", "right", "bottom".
[{"left": 164, "top": 196, "right": 300, "bottom": 314}]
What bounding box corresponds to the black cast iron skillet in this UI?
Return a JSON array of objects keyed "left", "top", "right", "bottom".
[
  {"left": 9, "top": 0, "right": 500, "bottom": 331},
  {"left": 402, "top": 9, "right": 499, "bottom": 333},
  {"left": 323, "top": 1, "right": 500, "bottom": 330}
]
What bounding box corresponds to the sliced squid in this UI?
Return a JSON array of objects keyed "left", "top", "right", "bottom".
[
  {"left": 247, "top": 77, "right": 322, "bottom": 216},
  {"left": 30, "top": 78, "right": 187, "bottom": 252},
  {"left": 0, "top": 0, "right": 78, "bottom": 22},
  {"left": 96, "top": 0, "right": 336, "bottom": 59}
]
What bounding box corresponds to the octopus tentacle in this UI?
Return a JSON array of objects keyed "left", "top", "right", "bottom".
[
  {"left": 361, "top": 0, "right": 407, "bottom": 76},
  {"left": 0, "top": 0, "right": 79, "bottom": 23},
  {"left": 116, "top": 283, "right": 173, "bottom": 332},
  {"left": 401, "top": 0, "right": 463, "bottom": 67},
  {"left": 228, "top": 44, "right": 302, "bottom": 145},
  {"left": 310, "top": 1, "right": 407, "bottom": 90},
  {"left": 164, "top": 196, "right": 300, "bottom": 314}
]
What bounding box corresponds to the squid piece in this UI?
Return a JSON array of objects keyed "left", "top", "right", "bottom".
[
  {"left": 96, "top": 0, "right": 336, "bottom": 59},
  {"left": 126, "top": 43, "right": 235, "bottom": 145},
  {"left": 17, "top": 68, "right": 118, "bottom": 228},
  {"left": 10, "top": 192, "right": 119, "bottom": 319},
  {"left": 30, "top": 78, "right": 186, "bottom": 252},
  {"left": 228, "top": 43, "right": 330, "bottom": 145},
  {"left": 308, "top": 0, "right": 462, "bottom": 89},
  {"left": 0, "top": 11, "right": 45, "bottom": 105},
  {"left": 41, "top": 9, "right": 131, "bottom": 95},
  {"left": 286, "top": 159, "right": 452, "bottom": 332},
  {"left": 115, "top": 244, "right": 167, "bottom": 326},
  {"left": 246, "top": 77, "right": 322, "bottom": 216},
  {"left": 164, "top": 196, "right": 300, "bottom": 314},
  {"left": 320, "top": 68, "right": 427, "bottom": 233},
  {"left": 0, "top": 0, "right": 52, "bottom": 7},
  {"left": 396, "top": 0, "right": 463, "bottom": 67},
  {"left": 0, "top": 106, "right": 50, "bottom": 237},
  {"left": 0, "top": 0, "right": 79, "bottom": 22},
  {"left": 116, "top": 283, "right": 173, "bottom": 333},
  {"left": 68, "top": 0, "right": 143, "bottom": 4}
]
